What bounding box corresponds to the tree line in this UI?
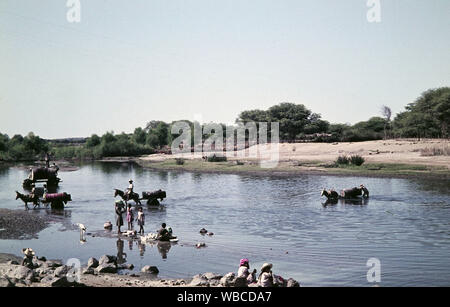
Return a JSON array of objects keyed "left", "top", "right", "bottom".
[{"left": 0, "top": 87, "right": 448, "bottom": 161}]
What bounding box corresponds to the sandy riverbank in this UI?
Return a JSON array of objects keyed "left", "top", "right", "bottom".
[{"left": 136, "top": 139, "right": 450, "bottom": 179}]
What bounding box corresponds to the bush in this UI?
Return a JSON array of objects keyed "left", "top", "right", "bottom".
[
  {"left": 207, "top": 154, "right": 227, "bottom": 162},
  {"left": 335, "top": 155, "right": 365, "bottom": 166},
  {"left": 175, "top": 158, "right": 185, "bottom": 165},
  {"left": 350, "top": 155, "right": 365, "bottom": 166},
  {"left": 335, "top": 155, "right": 349, "bottom": 165}
]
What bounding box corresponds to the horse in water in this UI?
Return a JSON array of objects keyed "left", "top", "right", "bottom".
[
  {"left": 15, "top": 191, "right": 39, "bottom": 209},
  {"left": 114, "top": 189, "right": 141, "bottom": 205}
]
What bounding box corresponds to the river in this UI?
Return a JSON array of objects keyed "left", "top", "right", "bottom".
[{"left": 0, "top": 162, "right": 449, "bottom": 286}]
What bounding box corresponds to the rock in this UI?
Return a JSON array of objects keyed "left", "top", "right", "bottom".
[
  {"left": 234, "top": 276, "right": 248, "bottom": 287},
  {"left": 0, "top": 277, "right": 14, "bottom": 287},
  {"left": 219, "top": 272, "right": 236, "bottom": 287},
  {"left": 50, "top": 276, "right": 86, "bottom": 287},
  {"left": 189, "top": 274, "right": 210, "bottom": 287},
  {"left": 99, "top": 255, "right": 117, "bottom": 266},
  {"left": 32, "top": 259, "right": 45, "bottom": 268},
  {"left": 35, "top": 267, "right": 52, "bottom": 277},
  {"left": 7, "top": 260, "right": 19, "bottom": 265},
  {"left": 287, "top": 278, "right": 300, "bottom": 287},
  {"left": 8, "top": 266, "right": 34, "bottom": 281},
  {"left": 54, "top": 265, "right": 70, "bottom": 278},
  {"left": 44, "top": 260, "right": 63, "bottom": 268},
  {"left": 202, "top": 272, "right": 222, "bottom": 280},
  {"left": 39, "top": 275, "right": 54, "bottom": 284},
  {"left": 38, "top": 256, "right": 47, "bottom": 262},
  {"left": 96, "top": 263, "right": 118, "bottom": 274},
  {"left": 118, "top": 263, "right": 134, "bottom": 270},
  {"left": 141, "top": 265, "right": 159, "bottom": 274},
  {"left": 82, "top": 267, "right": 96, "bottom": 275},
  {"left": 87, "top": 257, "right": 99, "bottom": 269}
]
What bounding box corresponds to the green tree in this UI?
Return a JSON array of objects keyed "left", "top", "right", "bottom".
[{"left": 86, "top": 134, "right": 101, "bottom": 148}]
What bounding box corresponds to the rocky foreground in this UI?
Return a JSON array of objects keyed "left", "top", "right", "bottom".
[{"left": 0, "top": 253, "right": 300, "bottom": 287}]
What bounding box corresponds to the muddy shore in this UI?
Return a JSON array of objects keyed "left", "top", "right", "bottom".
[{"left": 0, "top": 209, "right": 50, "bottom": 240}]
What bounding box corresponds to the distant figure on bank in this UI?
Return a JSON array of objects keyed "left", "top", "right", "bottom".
[
  {"left": 136, "top": 207, "right": 145, "bottom": 235},
  {"left": 126, "top": 204, "right": 134, "bottom": 230},
  {"left": 45, "top": 152, "right": 50, "bottom": 168},
  {"left": 115, "top": 200, "right": 126, "bottom": 234},
  {"left": 257, "top": 263, "right": 274, "bottom": 287},
  {"left": 237, "top": 258, "right": 257, "bottom": 284}
]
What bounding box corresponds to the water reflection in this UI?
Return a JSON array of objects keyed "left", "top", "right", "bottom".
[
  {"left": 116, "top": 238, "right": 127, "bottom": 264},
  {"left": 157, "top": 241, "right": 171, "bottom": 259},
  {"left": 137, "top": 241, "right": 146, "bottom": 257}
]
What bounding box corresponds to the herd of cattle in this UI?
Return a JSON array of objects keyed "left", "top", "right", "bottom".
[{"left": 16, "top": 165, "right": 167, "bottom": 210}]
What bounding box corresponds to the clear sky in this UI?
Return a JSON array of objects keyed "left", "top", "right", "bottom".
[{"left": 1, "top": 0, "right": 449, "bottom": 139}]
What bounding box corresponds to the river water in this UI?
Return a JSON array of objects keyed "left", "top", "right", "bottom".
[{"left": 0, "top": 162, "right": 449, "bottom": 286}]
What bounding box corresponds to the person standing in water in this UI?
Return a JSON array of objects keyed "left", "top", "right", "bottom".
[
  {"left": 126, "top": 203, "right": 134, "bottom": 230},
  {"left": 115, "top": 200, "right": 126, "bottom": 234}
]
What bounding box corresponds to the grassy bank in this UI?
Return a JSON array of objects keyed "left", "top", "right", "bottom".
[{"left": 136, "top": 158, "right": 450, "bottom": 179}]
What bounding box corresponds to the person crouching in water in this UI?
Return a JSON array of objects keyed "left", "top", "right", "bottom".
[
  {"left": 257, "top": 263, "right": 274, "bottom": 287},
  {"left": 157, "top": 223, "right": 172, "bottom": 241},
  {"left": 126, "top": 204, "right": 134, "bottom": 230},
  {"left": 136, "top": 207, "right": 145, "bottom": 235},
  {"left": 238, "top": 258, "right": 257, "bottom": 284}
]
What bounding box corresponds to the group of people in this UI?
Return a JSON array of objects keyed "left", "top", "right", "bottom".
[
  {"left": 237, "top": 258, "right": 277, "bottom": 287},
  {"left": 115, "top": 179, "right": 173, "bottom": 242},
  {"left": 115, "top": 200, "right": 145, "bottom": 234}
]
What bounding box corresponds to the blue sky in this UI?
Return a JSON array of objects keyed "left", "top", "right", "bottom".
[{"left": 1, "top": 0, "right": 449, "bottom": 138}]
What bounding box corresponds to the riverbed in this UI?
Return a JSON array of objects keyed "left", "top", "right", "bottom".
[{"left": 0, "top": 162, "right": 449, "bottom": 286}]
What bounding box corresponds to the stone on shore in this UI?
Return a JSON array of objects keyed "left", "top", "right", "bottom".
[
  {"left": 54, "top": 265, "right": 70, "bottom": 278},
  {"left": 96, "top": 263, "right": 118, "bottom": 274},
  {"left": 233, "top": 276, "right": 248, "bottom": 287},
  {"left": 0, "top": 276, "right": 14, "bottom": 287},
  {"left": 99, "top": 255, "right": 117, "bottom": 266},
  {"left": 287, "top": 278, "right": 300, "bottom": 287},
  {"left": 141, "top": 265, "right": 159, "bottom": 274},
  {"left": 8, "top": 266, "right": 35, "bottom": 281},
  {"left": 189, "top": 274, "right": 210, "bottom": 287},
  {"left": 87, "top": 257, "right": 99, "bottom": 269},
  {"left": 219, "top": 272, "right": 236, "bottom": 287}
]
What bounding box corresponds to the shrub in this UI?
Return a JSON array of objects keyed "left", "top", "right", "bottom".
[
  {"left": 335, "top": 155, "right": 349, "bottom": 165},
  {"left": 175, "top": 158, "right": 185, "bottom": 165},
  {"left": 350, "top": 155, "right": 365, "bottom": 166},
  {"left": 207, "top": 154, "right": 227, "bottom": 162}
]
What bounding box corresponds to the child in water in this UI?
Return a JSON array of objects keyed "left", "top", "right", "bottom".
[
  {"left": 126, "top": 204, "right": 134, "bottom": 230},
  {"left": 136, "top": 207, "right": 145, "bottom": 234}
]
